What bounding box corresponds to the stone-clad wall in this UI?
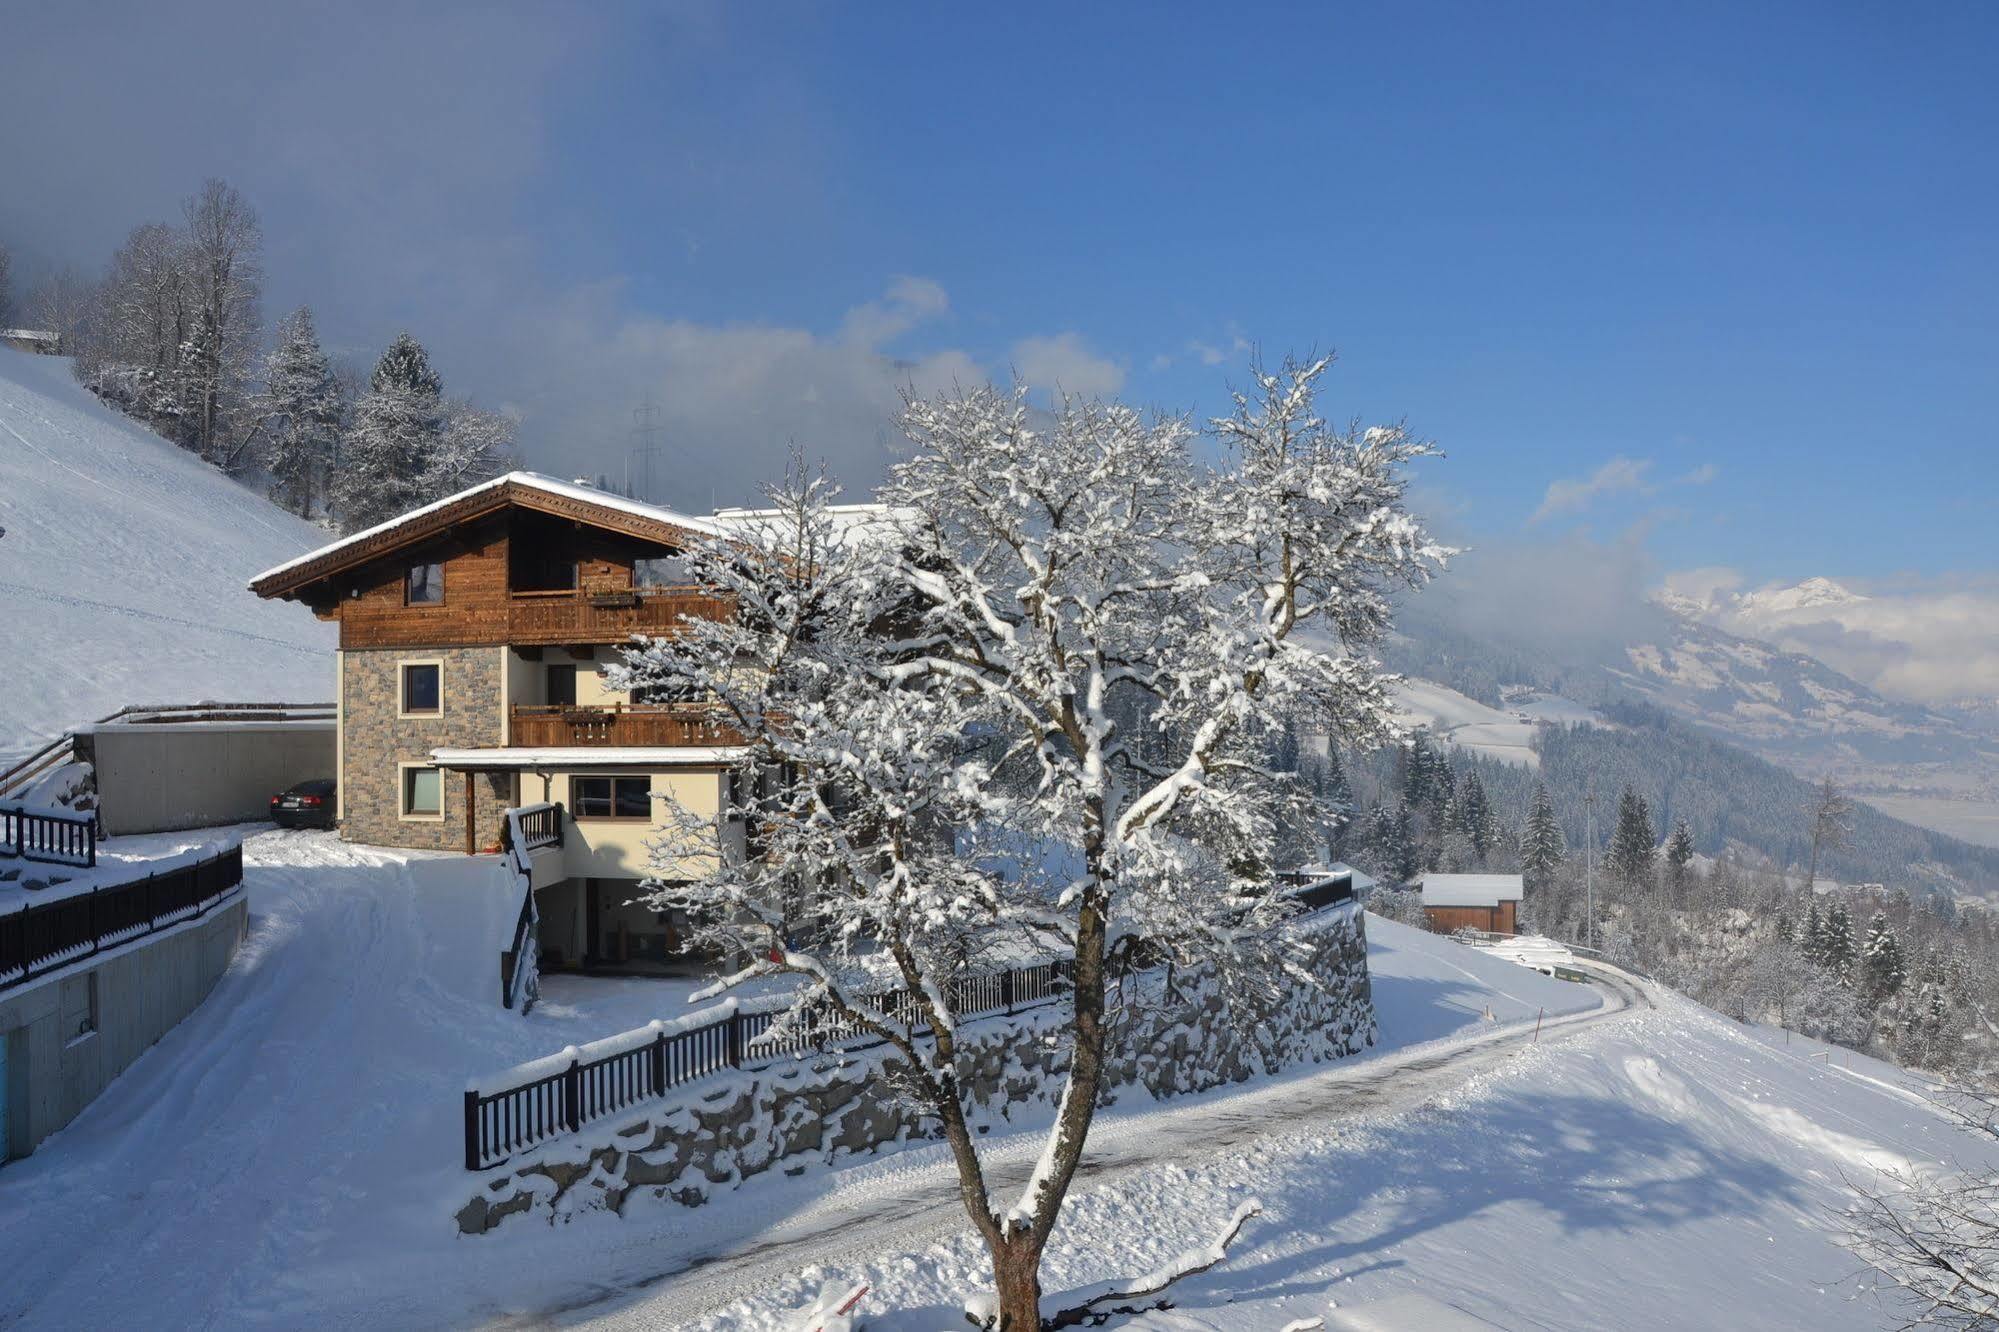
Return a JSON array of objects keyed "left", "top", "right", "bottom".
[
  {"left": 457, "top": 907, "right": 1374, "bottom": 1234},
  {"left": 340, "top": 646, "right": 509, "bottom": 851}
]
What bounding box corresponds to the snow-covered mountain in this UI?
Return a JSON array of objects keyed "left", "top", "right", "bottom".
[{"left": 0, "top": 350, "right": 335, "bottom": 760}]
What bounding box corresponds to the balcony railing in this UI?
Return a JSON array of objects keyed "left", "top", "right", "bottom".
[
  {"left": 508, "top": 704, "right": 743, "bottom": 748},
  {"left": 507, "top": 586, "right": 729, "bottom": 646}
]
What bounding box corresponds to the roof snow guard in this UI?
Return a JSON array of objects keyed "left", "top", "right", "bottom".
[
  {"left": 1419, "top": 873, "right": 1525, "bottom": 908},
  {"left": 247, "top": 472, "right": 731, "bottom": 601}
]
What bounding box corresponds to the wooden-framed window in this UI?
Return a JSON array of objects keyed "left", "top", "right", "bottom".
[
  {"left": 400, "top": 764, "right": 444, "bottom": 820},
  {"left": 399, "top": 659, "right": 443, "bottom": 718},
  {"left": 572, "top": 775, "right": 651, "bottom": 820},
  {"left": 406, "top": 560, "right": 444, "bottom": 605}
]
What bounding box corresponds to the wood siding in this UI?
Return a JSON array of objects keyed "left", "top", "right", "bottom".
[
  {"left": 329, "top": 512, "right": 730, "bottom": 651},
  {"left": 509, "top": 704, "right": 743, "bottom": 748},
  {"left": 1422, "top": 901, "right": 1518, "bottom": 936}
]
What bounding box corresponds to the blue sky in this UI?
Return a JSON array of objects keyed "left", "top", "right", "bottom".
[{"left": 4, "top": 1, "right": 1994, "bottom": 586}]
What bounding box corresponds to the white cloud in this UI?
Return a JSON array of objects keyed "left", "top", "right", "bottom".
[
  {"left": 837, "top": 276, "right": 950, "bottom": 348},
  {"left": 1529, "top": 456, "right": 1654, "bottom": 524},
  {"left": 1679, "top": 462, "right": 1719, "bottom": 486},
  {"left": 1010, "top": 332, "right": 1125, "bottom": 398}
]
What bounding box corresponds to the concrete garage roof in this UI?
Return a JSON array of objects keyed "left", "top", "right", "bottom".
[{"left": 1419, "top": 873, "right": 1525, "bottom": 907}]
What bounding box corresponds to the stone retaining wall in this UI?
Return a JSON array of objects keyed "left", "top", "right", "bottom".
[{"left": 457, "top": 906, "right": 1373, "bottom": 1235}]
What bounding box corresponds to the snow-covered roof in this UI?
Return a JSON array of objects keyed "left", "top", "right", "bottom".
[
  {"left": 429, "top": 746, "right": 747, "bottom": 769},
  {"left": 248, "top": 471, "right": 732, "bottom": 595},
  {"left": 1420, "top": 873, "right": 1525, "bottom": 907},
  {"left": 709, "top": 500, "right": 918, "bottom": 551},
  {"left": 0, "top": 328, "right": 59, "bottom": 342}
]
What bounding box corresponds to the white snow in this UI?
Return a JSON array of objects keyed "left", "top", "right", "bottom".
[
  {"left": 2, "top": 835, "right": 1983, "bottom": 1332},
  {"left": 1388, "top": 680, "right": 1602, "bottom": 769},
  {"left": 0, "top": 350, "right": 335, "bottom": 762}
]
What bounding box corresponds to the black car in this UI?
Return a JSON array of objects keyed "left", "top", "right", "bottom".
[{"left": 270, "top": 778, "right": 336, "bottom": 829}]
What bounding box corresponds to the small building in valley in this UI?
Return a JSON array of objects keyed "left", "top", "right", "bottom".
[
  {"left": 1419, "top": 872, "right": 1524, "bottom": 936},
  {"left": 0, "top": 329, "right": 61, "bottom": 355}
]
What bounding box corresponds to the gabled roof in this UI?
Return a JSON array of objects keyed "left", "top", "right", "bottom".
[
  {"left": 1419, "top": 873, "right": 1525, "bottom": 907},
  {"left": 248, "top": 472, "right": 731, "bottom": 601}
]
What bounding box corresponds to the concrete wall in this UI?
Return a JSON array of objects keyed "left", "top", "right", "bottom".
[
  {"left": 0, "top": 895, "right": 246, "bottom": 1162},
  {"left": 458, "top": 907, "right": 1375, "bottom": 1233},
  {"left": 80, "top": 722, "right": 336, "bottom": 836}
]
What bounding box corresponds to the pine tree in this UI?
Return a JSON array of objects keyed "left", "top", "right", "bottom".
[
  {"left": 1664, "top": 818, "right": 1695, "bottom": 896},
  {"left": 1801, "top": 901, "right": 1825, "bottom": 966},
  {"left": 1861, "top": 912, "right": 1905, "bottom": 1002},
  {"left": 1401, "top": 732, "right": 1436, "bottom": 812},
  {"left": 1322, "top": 747, "right": 1353, "bottom": 856},
  {"left": 1606, "top": 785, "right": 1656, "bottom": 889},
  {"left": 1520, "top": 783, "right": 1566, "bottom": 889},
  {"left": 1386, "top": 804, "right": 1420, "bottom": 884},
  {"left": 260, "top": 307, "right": 343, "bottom": 518},
  {"left": 335, "top": 332, "right": 446, "bottom": 532},
  {"left": 1823, "top": 901, "right": 1857, "bottom": 982},
  {"left": 1457, "top": 767, "right": 1496, "bottom": 860}
]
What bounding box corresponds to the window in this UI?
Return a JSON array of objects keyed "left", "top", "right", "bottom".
[
  {"left": 406, "top": 561, "right": 444, "bottom": 605},
  {"left": 635, "top": 555, "right": 692, "bottom": 587},
  {"left": 572, "top": 775, "right": 651, "bottom": 820},
  {"left": 402, "top": 765, "right": 443, "bottom": 819},
  {"left": 400, "top": 661, "right": 442, "bottom": 716}
]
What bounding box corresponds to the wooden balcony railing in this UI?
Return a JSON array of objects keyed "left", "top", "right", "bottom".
[
  {"left": 508, "top": 704, "right": 744, "bottom": 748},
  {"left": 507, "top": 586, "right": 730, "bottom": 646}
]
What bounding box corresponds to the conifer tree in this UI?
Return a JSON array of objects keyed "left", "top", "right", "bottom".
[
  {"left": 335, "top": 332, "right": 447, "bottom": 532},
  {"left": 260, "top": 306, "right": 343, "bottom": 518},
  {"left": 1606, "top": 785, "right": 1656, "bottom": 889},
  {"left": 1322, "top": 747, "right": 1354, "bottom": 856},
  {"left": 1664, "top": 818, "right": 1696, "bottom": 897},
  {"left": 1861, "top": 912, "right": 1905, "bottom": 1002},
  {"left": 1823, "top": 901, "right": 1858, "bottom": 981},
  {"left": 1802, "top": 901, "right": 1825, "bottom": 966},
  {"left": 1520, "top": 782, "right": 1566, "bottom": 889}
]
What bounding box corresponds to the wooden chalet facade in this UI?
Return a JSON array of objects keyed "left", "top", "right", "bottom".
[
  {"left": 1418, "top": 873, "right": 1524, "bottom": 936},
  {"left": 250, "top": 473, "right": 752, "bottom": 973}
]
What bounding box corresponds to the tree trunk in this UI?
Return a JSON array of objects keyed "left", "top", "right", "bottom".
[{"left": 991, "top": 1234, "right": 1044, "bottom": 1331}]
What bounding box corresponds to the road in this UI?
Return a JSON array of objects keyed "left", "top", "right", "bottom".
[{"left": 531, "top": 963, "right": 1650, "bottom": 1330}]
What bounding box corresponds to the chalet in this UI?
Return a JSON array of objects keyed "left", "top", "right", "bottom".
[
  {"left": 250, "top": 472, "right": 774, "bottom": 974},
  {"left": 1418, "top": 872, "right": 1524, "bottom": 936}
]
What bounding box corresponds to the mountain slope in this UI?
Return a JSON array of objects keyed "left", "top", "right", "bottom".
[{"left": 0, "top": 350, "right": 334, "bottom": 760}]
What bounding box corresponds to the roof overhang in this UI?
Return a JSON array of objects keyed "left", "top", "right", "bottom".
[{"left": 248, "top": 472, "right": 731, "bottom": 602}]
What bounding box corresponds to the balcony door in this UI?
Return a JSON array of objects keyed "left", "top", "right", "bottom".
[{"left": 546, "top": 663, "right": 578, "bottom": 707}]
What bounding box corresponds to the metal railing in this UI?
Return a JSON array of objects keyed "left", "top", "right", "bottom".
[
  {"left": 1, "top": 803, "right": 97, "bottom": 868},
  {"left": 0, "top": 843, "right": 242, "bottom": 991},
  {"left": 464, "top": 959, "right": 1065, "bottom": 1171}
]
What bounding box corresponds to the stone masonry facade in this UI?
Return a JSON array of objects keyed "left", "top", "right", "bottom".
[{"left": 340, "top": 646, "right": 510, "bottom": 851}]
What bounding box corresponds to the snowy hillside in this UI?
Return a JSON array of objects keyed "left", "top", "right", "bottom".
[
  {"left": 0, "top": 351, "right": 334, "bottom": 759},
  {"left": 1389, "top": 679, "right": 1606, "bottom": 769}
]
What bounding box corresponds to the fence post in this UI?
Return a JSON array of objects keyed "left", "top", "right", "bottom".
[
  {"left": 464, "top": 1090, "right": 483, "bottom": 1172},
  {"left": 564, "top": 1053, "right": 583, "bottom": 1134},
  {"left": 88, "top": 886, "right": 99, "bottom": 959},
  {"left": 553, "top": 802, "right": 565, "bottom": 848},
  {"left": 1001, "top": 968, "right": 1016, "bottom": 1016},
  {"left": 651, "top": 1028, "right": 667, "bottom": 1094},
  {"left": 727, "top": 1011, "right": 743, "bottom": 1068}
]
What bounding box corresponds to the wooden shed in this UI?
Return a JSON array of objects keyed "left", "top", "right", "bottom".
[{"left": 1419, "top": 873, "right": 1524, "bottom": 936}]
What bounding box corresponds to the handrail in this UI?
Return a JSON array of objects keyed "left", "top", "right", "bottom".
[
  {"left": 1, "top": 803, "right": 97, "bottom": 868},
  {"left": 498, "top": 803, "right": 561, "bottom": 1012},
  {"left": 1, "top": 842, "right": 242, "bottom": 991}
]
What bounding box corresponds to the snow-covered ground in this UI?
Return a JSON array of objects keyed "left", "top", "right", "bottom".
[
  {"left": 1391, "top": 680, "right": 1597, "bottom": 769},
  {"left": 2, "top": 829, "right": 1980, "bottom": 1331},
  {"left": 0, "top": 350, "right": 335, "bottom": 761}
]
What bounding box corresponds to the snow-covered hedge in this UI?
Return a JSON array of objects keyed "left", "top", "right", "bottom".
[{"left": 456, "top": 904, "right": 1374, "bottom": 1235}]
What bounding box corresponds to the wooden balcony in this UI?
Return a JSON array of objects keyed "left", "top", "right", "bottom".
[
  {"left": 508, "top": 703, "right": 744, "bottom": 748},
  {"left": 507, "top": 586, "right": 729, "bottom": 646}
]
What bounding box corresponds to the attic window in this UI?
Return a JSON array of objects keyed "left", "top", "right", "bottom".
[{"left": 407, "top": 561, "right": 444, "bottom": 605}]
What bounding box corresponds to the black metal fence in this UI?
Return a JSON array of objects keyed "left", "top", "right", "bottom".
[
  {"left": 0, "top": 843, "right": 243, "bottom": 991},
  {"left": 2, "top": 803, "right": 97, "bottom": 868},
  {"left": 465, "top": 959, "right": 1062, "bottom": 1171}
]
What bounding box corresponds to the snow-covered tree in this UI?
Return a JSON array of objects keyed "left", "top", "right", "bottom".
[
  {"left": 260, "top": 307, "right": 344, "bottom": 518},
  {"left": 1520, "top": 782, "right": 1566, "bottom": 889},
  {"left": 1606, "top": 785, "right": 1656, "bottom": 890},
  {"left": 1823, "top": 901, "right": 1858, "bottom": 982},
  {"left": 610, "top": 355, "right": 1446, "bottom": 1329},
  {"left": 427, "top": 399, "right": 520, "bottom": 495},
  {"left": 24, "top": 266, "right": 96, "bottom": 357},
  {"left": 0, "top": 242, "right": 13, "bottom": 326},
  {"left": 1664, "top": 817, "right": 1695, "bottom": 897},
  {"left": 179, "top": 179, "right": 263, "bottom": 467},
  {"left": 1803, "top": 775, "right": 1854, "bottom": 890},
  {"left": 335, "top": 333, "right": 447, "bottom": 532},
  {"left": 1861, "top": 911, "right": 1905, "bottom": 1003}
]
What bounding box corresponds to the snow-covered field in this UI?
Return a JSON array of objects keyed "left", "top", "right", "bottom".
[
  {"left": 1, "top": 829, "right": 1981, "bottom": 1331},
  {"left": 1390, "top": 680, "right": 1607, "bottom": 769},
  {"left": 0, "top": 350, "right": 334, "bottom": 761}
]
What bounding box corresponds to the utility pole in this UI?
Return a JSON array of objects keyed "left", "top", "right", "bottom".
[
  {"left": 1583, "top": 780, "right": 1598, "bottom": 953},
  {"left": 629, "top": 399, "right": 663, "bottom": 504}
]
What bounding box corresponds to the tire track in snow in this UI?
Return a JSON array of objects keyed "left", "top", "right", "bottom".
[{"left": 534, "top": 968, "right": 1649, "bottom": 1330}]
